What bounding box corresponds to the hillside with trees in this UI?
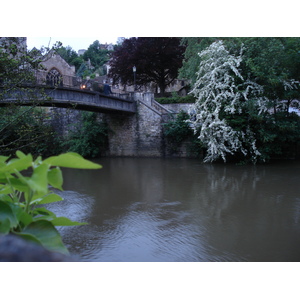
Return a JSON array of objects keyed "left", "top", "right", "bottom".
[{"left": 56, "top": 40, "right": 112, "bottom": 78}]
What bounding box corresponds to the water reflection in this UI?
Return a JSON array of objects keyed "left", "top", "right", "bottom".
[{"left": 49, "top": 158, "right": 300, "bottom": 261}]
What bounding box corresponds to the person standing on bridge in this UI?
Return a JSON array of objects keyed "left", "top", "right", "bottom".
[{"left": 103, "top": 82, "right": 112, "bottom": 95}]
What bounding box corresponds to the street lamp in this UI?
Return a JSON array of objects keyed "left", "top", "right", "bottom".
[{"left": 133, "top": 66, "right": 136, "bottom": 91}]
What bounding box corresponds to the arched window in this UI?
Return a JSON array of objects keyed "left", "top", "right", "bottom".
[{"left": 46, "top": 68, "right": 63, "bottom": 87}]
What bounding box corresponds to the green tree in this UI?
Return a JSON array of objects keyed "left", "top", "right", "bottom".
[
  {"left": 241, "top": 37, "right": 300, "bottom": 112},
  {"left": 0, "top": 37, "right": 61, "bottom": 157},
  {"left": 179, "top": 37, "right": 242, "bottom": 85},
  {"left": 0, "top": 106, "right": 62, "bottom": 157},
  {"left": 56, "top": 45, "right": 83, "bottom": 72},
  {"left": 63, "top": 112, "right": 109, "bottom": 158},
  {"left": 190, "top": 39, "right": 300, "bottom": 163},
  {"left": 83, "top": 40, "right": 110, "bottom": 75},
  {"left": 190, "top": 40, "right": 266, "bottom": 163},
  {"left": 179, "top": 37, "right": 218, "bottom": 84},
  {"left": 181, "top": 37, "right": 300, "bottom": 105},
  {"left": 164, "top": 111, "right": 193, "bottom": 151}
]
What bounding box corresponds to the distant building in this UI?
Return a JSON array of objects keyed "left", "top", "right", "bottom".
[
  {"left": 34, "top": 49, "right": 76, "bottom": 87},
  {"left": 106, "top": 43, "right": 114, "bottom": 51},
  {"left": 78, "top": 49, "right": 86, "bottom": 56}
]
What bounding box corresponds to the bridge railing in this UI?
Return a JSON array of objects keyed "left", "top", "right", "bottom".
[{"left": 32, "top": 71, "right": 134, "bottom": 101}]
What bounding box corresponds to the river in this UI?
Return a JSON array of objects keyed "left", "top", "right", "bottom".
[{"left": 49, "top": 157, "right": 300, "bottom": 262}]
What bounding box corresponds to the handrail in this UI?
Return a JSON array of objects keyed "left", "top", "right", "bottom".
[{"left": 30, "top": 71, "right": 134, "bottom": 101}]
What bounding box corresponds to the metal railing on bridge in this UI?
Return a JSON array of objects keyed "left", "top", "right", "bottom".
[{"left": 32, "top": 71, "right": 134, "bottom": 101}]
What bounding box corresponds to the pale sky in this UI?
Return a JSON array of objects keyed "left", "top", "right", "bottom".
[{"left": 26, "top": 37, "right": 122, "bottom": 52}]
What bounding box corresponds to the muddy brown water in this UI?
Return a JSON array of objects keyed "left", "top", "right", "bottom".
[{"left": 49, "top": 157, "right": 300, "bottom": 261}]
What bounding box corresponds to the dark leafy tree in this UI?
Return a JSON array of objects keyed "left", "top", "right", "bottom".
[{"left": 108, "top": 37, "right": 186, "bottom": 95}]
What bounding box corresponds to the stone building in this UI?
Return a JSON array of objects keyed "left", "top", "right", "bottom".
[{"left": 35, "top": 49, "right": 76, "bottom": 87}]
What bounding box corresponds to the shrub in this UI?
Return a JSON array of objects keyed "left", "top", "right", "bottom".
[
  {"left": 63, "top": 111, "right": 109, "bottom": 158},
  {"left": 163, "top": 111, "right": 203, "bottom": 156},
  {"left": 0, "top": 106, "right": 62, "bottom": 157},
  {"left": 0, "top": 151, "right": 102, "bottom": 255}
]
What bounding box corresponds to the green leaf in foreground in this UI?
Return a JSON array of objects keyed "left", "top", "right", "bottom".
[
  {"left": 27, "top": 163, "right": 49, "bottom": 194},
  {"left": 50, "top": 216, "right": 87, "bottom": 226},
  {"left": 0, "top": 218, "right": 11, "bottom": 234},
  {"left": 35, "top": 193, "right": 63, "bottom": 205},
  {"left": 0, "top": 153, "right": 32, "bottom": 173},
  {"left": 47, "top": 167, "right": 63, "bottom": 190},
  {"left": 44, "top": 152, "right": 102, "bottom": 169},
  {"left": 19, "top": 220, "right": 69, "bottom": 255},
  {"left": 0, "top": 200, "right": 18, "bottom": 228},
  {"left": 0, "top": 150, "right": 103, "bottom": 258}
]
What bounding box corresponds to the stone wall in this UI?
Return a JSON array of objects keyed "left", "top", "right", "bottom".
[
  {"left": 135, "top": 100, "right": 165, "bottom": 157},
  {"left": 161, "top": 103, "right": 195, "bottom": 114},
  {"left": 104, "top": 113, "right": 138, "bottom": 156},
  {"left": 103, "top": 93, "right": 165, "bottom": 157}
]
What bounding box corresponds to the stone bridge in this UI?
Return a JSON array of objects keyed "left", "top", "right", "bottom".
[
  {"left": 0, "top": 83, "right": 193, "bottom": 157},
  {"left": 0, "top": 86, "right": 136, "bottom": 114}
]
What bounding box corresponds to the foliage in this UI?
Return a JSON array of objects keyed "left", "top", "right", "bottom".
[
  {"left": 108, "top": 37, "right": 186, "bottom": 95},
  {"left": 241, "top": 37, "right": 300, "bottom": 105},
  {"left": 63, "top": 111, "right": 109, "bottom": 158},
  {"left": 190, "top": 41, "right": 267, "bottom": 163},
  {"left": 179, "top": 37, "right": 219, "bottom": 84},
  {"left": 0, "top": 38, "right": 63, "bottom": 157},
  {"left": 163, "top": 111, "right": 202, "bottom": 155},
  {"left": 0, "top": 106, "right": 61, "bottom": 157},
  {"left": 155, "top": 94, "right": 196, "bottom": 104},
  {"left": 57, "top": 40, "right": 110, "bottom": 76},
  {"left": 179, "top": 37, "right": 242, "bottom": 84},
  {"left": 248, "top": 112, "right": 300, "bottom": 161},
  {"left": 189, "top": 39, "right": 300, "bottom": 163},
  {"left": 76, "top": 62, "right": 89, "bottom": 77},
  {"left": 56, "top": 45, "right": 83, "bottom": 72},
  {"left": 83, "top": 40, "right": 110, "bottom": 75},
  {"left": 180, "top": 37, "right": 300, "bottom": 102},
  {"left": 0, "top": 150, "right": 102, "bottom": 255},
  {"left": 1, "top": 38, "right": 42, "bottom": 93}
]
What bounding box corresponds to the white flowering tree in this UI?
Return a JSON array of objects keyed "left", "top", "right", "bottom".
[{"left": 190, "top": 40, "right": 267, "bottom": 163}]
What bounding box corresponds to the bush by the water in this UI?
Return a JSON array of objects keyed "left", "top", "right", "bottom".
[
  {"left": 63, "top": 111, "right": 109, "bottom": 158},
  {"left": 163, "top": 111, "right": 203, "bottom": 156}
]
